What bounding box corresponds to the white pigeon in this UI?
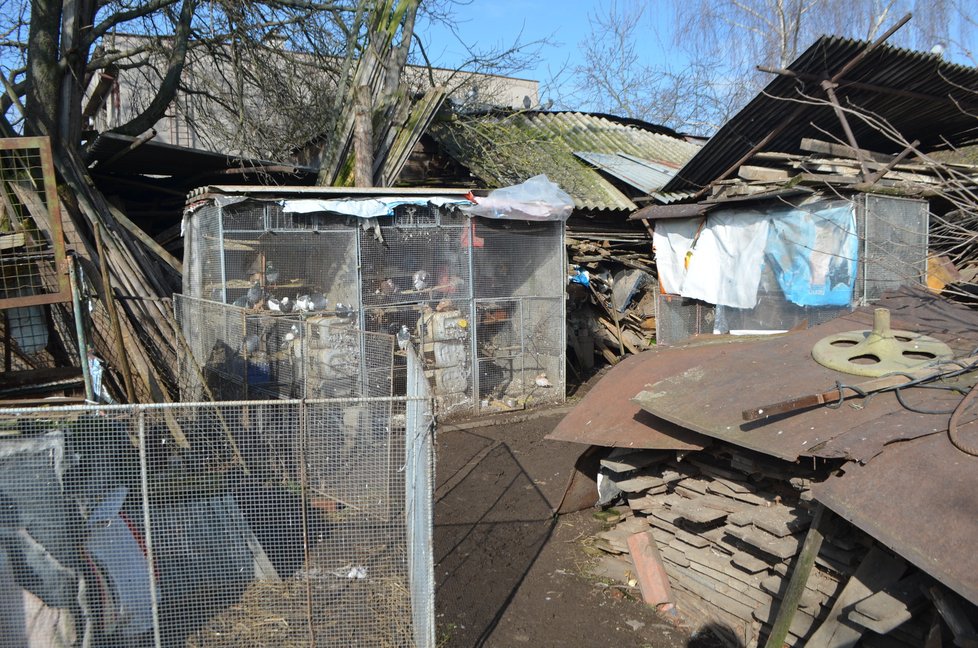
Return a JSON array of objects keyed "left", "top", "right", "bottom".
[
  {"left": 284, "top": 324, "right": 300, "bottom": 342},
  {"left": 396, "top": 325, "right": 411, "bottom": 350},
  {"left": 296, "top": 294, "right": 312, "bottom": 312},
  {"left": 266, "top": 297, "right": 284, "bottom": 312},
  {"left": 412, "top": 269, "right": 428, "bottom": 291},
  {"left": 534, "top": 372, "right": 553, "bottom": 388}
]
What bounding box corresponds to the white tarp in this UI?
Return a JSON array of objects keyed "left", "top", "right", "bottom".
[
  {"left": 654, "top": 211, "right": 769, "bottom": 309},
  {"left": 281, "top": 196, "right": 472, "bottom": 218},
  {"left": 653, "top": 199, "right": 858, "bottom": 310}
]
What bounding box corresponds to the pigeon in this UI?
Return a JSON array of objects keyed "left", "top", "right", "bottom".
[
  {"left": 295, "top": 294, "right": 312, "bottom": 312},
  {"left": 396, "top": 325, "right": 412, "bottom": 350},
  {"left": 412, "top": 269, "right": 428, "bottom": 292},
  {"left": 378, "top": 278, "right": 398, "bottom": 296},
  {"left": 231, "top": 295, "right": 249, "bottom": 308},
  {"left": 309, "top": 293, "right": 328, "bottom": 311},
  {"left": 266, "top": 296, "right": 284, "bottom": 312},
  {"left": 243, "top": 333, "right": 261, "bottom": 354},
  {"left": 334, "top": 302, "right": 355, "bottom": 319},
  {"left": 279, "top": 296, "right": 293, "bottom": 313},
  {"left": 246, "top": 281, "right": 263, "bottom": 307},
  {"left": 534, "top": 372, "right": 553, "bottom": 388},
  {"left": 265, "top": 262, "right": 280, "bottom": 284},
  {"left": 284, "top": 324, "right": 300, "bottom": 342}
]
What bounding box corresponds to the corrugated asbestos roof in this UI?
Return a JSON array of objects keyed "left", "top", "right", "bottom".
[
  {"left": 429, "top": 111, "right": 699, "bottom": 212},
  {"left": 573, "top": 152, "right": 679, "bottom": 193},
  {"left": 662, "top": 36, "right": 978, "bottom": 195}
]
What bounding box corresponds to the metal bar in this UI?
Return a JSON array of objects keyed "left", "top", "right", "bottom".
[
  {"left": 861, "top": 139, "right": 921, "bottom": 185},
  {"left": 68, "top": 255, "right": 94, "bottom": 402},
  {"left": 821, "top": 81, "right": 871, "bottom": 176},
  {"left": 830, "top": 13, "right": 912, "bottom": 83},
  {"left": 98, "top": 128, "right": 156, "bottom": 168},
  {"left": 468, "top": 217, "right": 479, "bottom": 413},
  {"left": 137, "top": 409, "right": 164, "bottom": 648},
  {"left": 763, "top": 504, "right": 832, "bottom": 648},
  {"left": 297, "top": 398, "right": 316, "bottom": 647}
]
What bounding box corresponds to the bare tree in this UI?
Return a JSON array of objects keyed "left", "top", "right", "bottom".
[{"left": 560, "top": 0, "right": 972, "bottom": 134}]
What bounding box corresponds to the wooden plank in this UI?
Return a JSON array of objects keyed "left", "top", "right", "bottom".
[
  {"left": 670, "top": 497, "right": 729, "bottom": 525},
  {"left": 615, "top": 473, "right": 667, "bottom": 493},
  {"left": 806, "top": 546, "right": 907, "bottom": 647},
  {"left": 726, "top": 525, "right": 802, "bottom": 560},
  {"left": 731, "top": 550, "right": 770, "bottom": 574},
  {"left": 751, "top": 506, "right": 812, "bottom": 538},
  {"left": 600, "top": 449, "right": 669, "bottom": 473},
  {"left": 850, "top": 572, "right": 923, "bottom": 635},
  {"left": 737, "top": 165, "right": 791, "bottom": 181}
]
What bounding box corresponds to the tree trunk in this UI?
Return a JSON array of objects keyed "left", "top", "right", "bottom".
[{"left": 25, "top": 0, "right": 63, "bottom": 138}]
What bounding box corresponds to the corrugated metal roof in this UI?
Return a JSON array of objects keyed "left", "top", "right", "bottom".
[
  {"left": 574, "top": 152, "right": 678, "bottom": 193},
  {"left": 429, "top": 111, "right": 700, "bottom": 212},
  {"left": 663, "top": 36, "right": 978, "bottom": 194}
]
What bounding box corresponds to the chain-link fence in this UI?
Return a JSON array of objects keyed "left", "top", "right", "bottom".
[
  {"left": 182, "top": 197, "right": 566, "bottom": 417},
  {"left": 0, "top": 379, "right": 434, "bottom": 647}
]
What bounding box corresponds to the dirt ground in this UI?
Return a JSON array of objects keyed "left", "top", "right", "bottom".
[{"left": 433, "top": 406, "right": 703, "bottom": 648}]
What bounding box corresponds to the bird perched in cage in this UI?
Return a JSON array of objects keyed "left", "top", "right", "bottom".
[
  {"left": 396, "top": 325, "right": 412, "bottom": 350},
  {"left": 246, "top": 281, "right": 264, "bottom": 308},
  {"left": 534, "top": 372, "right": 553, "bottom": 388},
  {"left": 412, "top": 269, "right": 428, "bottom": 292},
  {"left": 296, "top": 293, "right": 327, "bottom": 313},
  {"left": 265, "top": 261, "right": 280, "bottom": 284},
  {"left": 377, "top": 277, "right": 398, "bottom": 296},
  {"left": 231, "top": 294, "right": 249, "bottom": 308},
  {"left": 334, "top": 302, "right": 355, "bottom": 319},
  {"left": 243, "top": 333, "right": 261, "bottom": 354},
  {"left": 267, "top": 296, "right": 293, "bottom": 313},
  {"left": 284, "top": 324, "right": 300, "bottom": 342}
]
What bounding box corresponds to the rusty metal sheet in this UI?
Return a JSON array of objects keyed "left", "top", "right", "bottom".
[
  {"left": 633, "top": 288, "right": 978, "bottom": 462},
  {"left": 812, "top": 431, "right": 978, "bottom": 606},
  {"left": 547, "top": 343, "right": 731, "bottom": 451}
]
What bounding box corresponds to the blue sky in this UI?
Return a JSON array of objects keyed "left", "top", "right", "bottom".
[{"left": 417, "top": 0, "right": 678, "bottom": 100}]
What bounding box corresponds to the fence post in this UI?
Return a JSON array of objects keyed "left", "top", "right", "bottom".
[
  {"left": 137, "top": 407, "right": 163, "bottom": 648},
  {"left": 405, "top": 346, "right": 435, "bottom": 648}
]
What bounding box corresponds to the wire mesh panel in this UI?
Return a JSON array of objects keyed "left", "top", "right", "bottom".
[
  {"left": 175, "top": 294, "right": 394, "bottom": 402},
  {"left": 656, "top": 293, "right": 717, "bottom": 345},
  {"left": 182, "top": 196, "right": 567, "bottom": 417},
  {"left": 0, "top": 395, "right": 434, "bottom": 648},
  {"left": 856, "top": 194, "right": 929, "bottom": 303},
  {"left": 0, "top": 137, "right": 71, "bottom": 310}
]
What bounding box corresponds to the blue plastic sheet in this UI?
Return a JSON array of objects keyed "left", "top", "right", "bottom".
[{"left": 766, "top": 203, "right": 858, "bottom": 307}]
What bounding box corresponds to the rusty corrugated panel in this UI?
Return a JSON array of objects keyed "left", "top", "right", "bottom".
[
  {"left": 663, "top": 36, "right": 978, "bottom": 194},
  {"left": 812, "top": 432, "right": 978, "bottom": 605},
  {"left": 632, "top": 288, "right": 978, "bottom": 462},
  {"left": 547, "top": 347, "right": 712, "bottom": 451}
]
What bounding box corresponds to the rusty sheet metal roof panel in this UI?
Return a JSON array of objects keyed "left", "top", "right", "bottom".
[
  {"left": 632, "top": 288, "right": 978, "bottom": 462},
  {"left": 812, "top": 432, "right": 978, "bottom": 605},
  {"left": 574, "top": 152, "right": 678, "bottom": 193},
  {"left": 429, "top": 111, "right": 699, "bottom": 212},
  {"left": 547, "top": 350, "right": 710, "bottom": 451},
  {"left": 663, "top": 36, "right": 978, "bottom": 195}
]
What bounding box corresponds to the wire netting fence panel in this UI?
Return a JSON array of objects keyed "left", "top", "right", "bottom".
[
  {"left": 0, "top": 395, "right": 433, "bottom": 648},
  {"left": 857, "top": 194, "right": 929, "bottom": 303}
]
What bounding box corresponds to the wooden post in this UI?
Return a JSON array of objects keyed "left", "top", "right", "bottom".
[
  {"left": 763, "top": 503, "right": 832, "bottom": 648},
  {"left": 353, "top": 84, "right": 374, "bottom": 187}
]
